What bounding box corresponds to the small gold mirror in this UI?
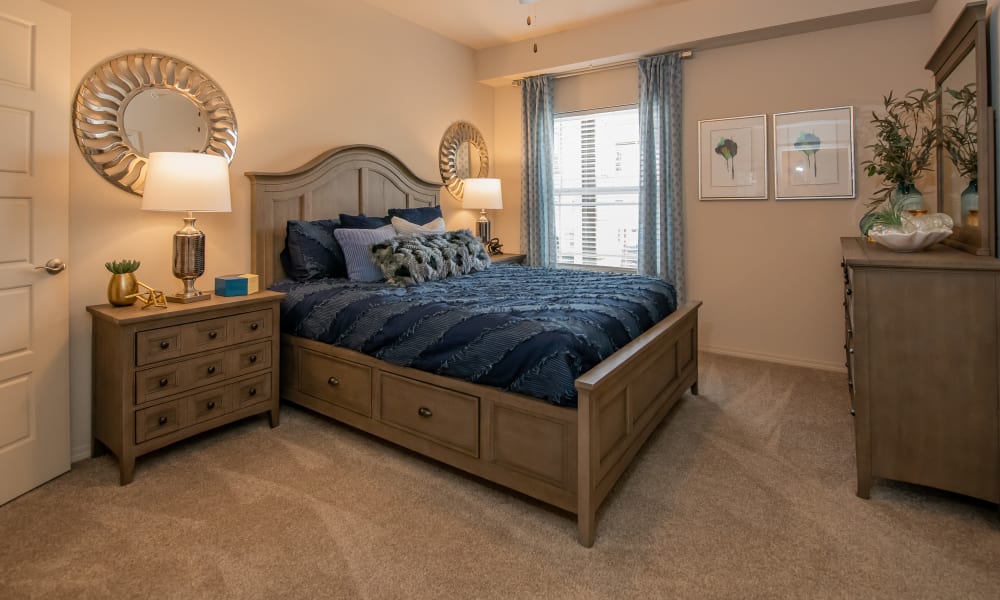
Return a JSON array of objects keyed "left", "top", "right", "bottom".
[
  {"left": 439, "top": 121, "right": 489, "bottom": 199},
  {"left": 72, "top": 52, "right": 238, "bottom": 196}
]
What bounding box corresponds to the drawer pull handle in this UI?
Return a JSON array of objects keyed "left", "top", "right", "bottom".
[
  {"left": 850, "top": 408, "right": 856, "bottom": 417},
  {"left": 845, "top": 289, "right": 852, "bottom": 296},
  {"left": 209, "top": 331, "right": 218, "bottom": 339},
  {"left": 158, "top": 377, "right": 169, "bottom": 387},
  {"left": 249, "top": 354, "right": 258, "bottom": 364},
  {"left": 158, "top": 416, "right": 168, "bottom": 425},
  {"left": 250, "top": 323, "right": 259, "bottom": 331},
  {"left": 207, "top": 401, "right": 216, "bottom": 410},
  {"left": 248, "top": 387, "right": 257, "bottom": 396},
  {"left": 417, "top": 406, "right": 433, "bottom": 418},
  {"left": 207, "top": 366, "right": 217, "bottom": 374},
  {"left": 327, "top": 377, "right": 340, "bottom": 386},
  {"left": 159, "top": 340, "right": 170, "bottom": 349},
  {"left": 847, "top": 347, "right": 854, "bottom": 354}
]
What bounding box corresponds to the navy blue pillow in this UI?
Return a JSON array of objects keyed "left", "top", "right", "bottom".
[
  {"left": 338, "top": 213, "right": 390, "bottom": 229},
  {"left": 284, "top": 219, "right": 346, "bottom": 280},
  {"left": 387, "top": 205, "right": 443, "bottom": 226}
]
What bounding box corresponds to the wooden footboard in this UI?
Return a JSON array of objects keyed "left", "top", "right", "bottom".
[{"left": 575, "top": 301, "right": 701, "bottom": 547}]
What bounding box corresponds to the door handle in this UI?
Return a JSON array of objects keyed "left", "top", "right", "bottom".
[{"left": 35, "top": 258, "right": 67, "bottom": 274}]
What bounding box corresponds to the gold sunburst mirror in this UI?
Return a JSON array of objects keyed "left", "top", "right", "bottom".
[
  {"left": 72, "top": 52, "right": 238, "bottom": 195},
  {"left": 439, "top": 121, "right": 489, "bottom": 199}
]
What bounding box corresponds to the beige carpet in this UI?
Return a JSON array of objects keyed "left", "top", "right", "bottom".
[{"left": 1, "top": 353, "right": 997, "bottom": 599}]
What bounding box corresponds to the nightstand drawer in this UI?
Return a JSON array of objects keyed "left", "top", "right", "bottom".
[
  {"left": 136, "top": 326, "right": 183, "bottom": 366},
  {"left": 232, "top": 373, "right": 272, "bottom": 409},
  {"left": 233, "top": 309, "right": 273, "bottom": 343},
  {"left": 181, "top": 316, "right": 231, "bottom": 354},
  {"left": 136, "top": 363, "right": 184, "bottom": 405},
  {"left": 378, "top": 373, "right": 479, "bottom": 457},
  {"left": 185, "top": 386, "right": 228, "bottom": 425},
  {"left": 135, "top": 400, "right": 182, "bottom": 443},
  {"left": 185, "top": 351, "right": 230, "bottom": 387},
  {"left": 230, "top": 341, "right": 270, "bottom": 375},
  {"left": 298, "top": 348, "right": 371, "bottom": 416}
]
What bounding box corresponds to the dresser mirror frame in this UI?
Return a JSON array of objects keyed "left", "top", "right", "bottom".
[
  {"left": 926, "top": 1, "right": 995, "bottom": 256},
  {"left": 72, "top": 52, "right": 238, "bottom": 196}
]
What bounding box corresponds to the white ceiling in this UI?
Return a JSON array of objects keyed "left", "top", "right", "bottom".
[{"left": 361, "top": 0, "right": 687, "bottom": 50}]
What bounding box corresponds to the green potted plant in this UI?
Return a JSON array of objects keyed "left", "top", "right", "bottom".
[
  {"left": 859, "top": 88, "right": 938, "bottom": 234},
  {"left": 105, "top": 259, "right": 140, "bottom": 306},
  {"left": 941, "top": 83, "right": 979, "bottom": 226}
]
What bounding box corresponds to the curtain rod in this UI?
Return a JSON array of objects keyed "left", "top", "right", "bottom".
[{"left": 511, "top": 50, "right": 693, "bottom": 86}]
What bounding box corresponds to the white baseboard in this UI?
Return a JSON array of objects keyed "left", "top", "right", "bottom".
[
  {"left": 700, "top": 345, "right": 846, "bottom": 373},
  {"left": 71, "top": 443, "right": 91, "bottom": 464}
]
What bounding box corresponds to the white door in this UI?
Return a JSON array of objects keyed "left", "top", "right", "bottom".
[{"left": 0, "top": 0, "right": 70, "bottom": 505}]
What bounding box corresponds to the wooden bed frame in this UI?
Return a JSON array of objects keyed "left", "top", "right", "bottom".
[{"left": 247, "top": 145, "right": 700, "bottom": 546}]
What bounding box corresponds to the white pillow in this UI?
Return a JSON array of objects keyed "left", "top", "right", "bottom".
[{"left": 391, "top": 216, "right": 446, "bottom": 234}]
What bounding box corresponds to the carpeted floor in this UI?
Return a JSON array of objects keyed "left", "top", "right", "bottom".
[{"left": 0, "top": 353, "right": 997, "bottom": 599}]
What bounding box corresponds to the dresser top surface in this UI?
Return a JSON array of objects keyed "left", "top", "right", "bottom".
[
  {"left": 841, "top": 237, "right": 1000, "bottom": 271},
  {"left": 87, "top": 290, "right": 284, "bottom": 325}
]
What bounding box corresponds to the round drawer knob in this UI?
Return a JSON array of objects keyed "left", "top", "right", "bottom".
[
  {"left": 208, "top": 331, "right": 218, "bottom": 339},
  {"left": 327, "top": 377, "right": 340, "bottom": 386},
  {"left": 158, "top": 416, "right": 168, "bottom": 425},
  {"left": 248, "top": 387, "right": 257, "bottom": 396},
  {"left": 250, "top": 323, "right": 259, "bottom": 331},
  {"left": 158, "top": 377, "right": 169, "bottom": 387},
  {"left": 207, "top": 401, "right": 216, "bottom": 410},
  {"left": 207, "top": 366, "right": 216, "bottom": 374},
  {"left": 159, "top": 340, "right": 170, "bottom": 349},
  {"left": 417, "top": 407, "right": 433, "bottom": 418},
  {"left": 249, "top": 354, "right": 258, "bottom": 364}
]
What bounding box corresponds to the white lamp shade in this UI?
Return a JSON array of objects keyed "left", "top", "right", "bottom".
[
  {"left": 142, "top": 152, "right": 232, "bottom": 213},
  {"left": 463, "top": 178, "right": 503, "bottom": 210}
]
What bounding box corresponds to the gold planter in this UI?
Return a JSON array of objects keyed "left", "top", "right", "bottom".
[{"left": 108, "top": 273, "right": 138, "bottom": 306}]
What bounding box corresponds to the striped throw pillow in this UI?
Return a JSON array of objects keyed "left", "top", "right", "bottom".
[{"left": 333, "top": 225, "right": 397, "bottom": 282}]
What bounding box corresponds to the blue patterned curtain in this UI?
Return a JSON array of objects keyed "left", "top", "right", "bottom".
[
  {"left": 520, "top": 75, "right": 557, "bottom": 267},
  {"left": 638, "top": 53, "right": 685, "bottom": 301}
]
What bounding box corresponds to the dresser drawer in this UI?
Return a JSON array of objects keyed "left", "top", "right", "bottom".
[
  {"left": 135, "top": 363, "right": 184, "bottom": 405},
  {"left": 136, "top": 326, "right": 183, "bottom": 366},
  {"left": 185, "top": 386, "right": 228, "bottom": 425},
  {"left": 298, "top": 348, "right": 371, "bottom": 416},
  {"left": 378, "top": 373, "right": 479, "bottom": 457},
  {"left": 181, "top": 315, "right": 231, "bottom": 355},
  {"left": 232, "top": 372, "right": 272, "bottom": 409},
  {"left": 230, "top": 341, "right": 271, "bottom": 375},
  {"left": 135, "top": 400, "right": 182, "bottom": 443},
  {"left": 185, "top": 350, "right": 230, "bottom": 388},
  {"left": 233, "top": 309, "right": 273, "bottom": 343}
]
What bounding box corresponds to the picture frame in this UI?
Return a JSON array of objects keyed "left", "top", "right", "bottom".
[
  {"left": 698, "top": 114, "right": 768, "bottom": 200},
  {"left": 772, "top": 106, "right": 855, "bottom": 200}
]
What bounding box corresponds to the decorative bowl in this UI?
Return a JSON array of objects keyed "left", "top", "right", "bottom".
[{"left": 868, "top": 212, "right": 953, "bottom": 252}]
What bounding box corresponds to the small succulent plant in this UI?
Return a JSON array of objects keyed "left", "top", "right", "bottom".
[{"left": 105, "top": 259, "right": 140, "bottom": 274}]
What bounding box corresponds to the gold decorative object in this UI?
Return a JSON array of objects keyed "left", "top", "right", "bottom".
[
  {"left": 438, "top": 121, "right": 489, "bottom": 199},
  {"left": 107, "top": 273, "right": 138, "bottom": 306},
  {"left": 126, "top": 280, "right": 168, "bottom": 309}
]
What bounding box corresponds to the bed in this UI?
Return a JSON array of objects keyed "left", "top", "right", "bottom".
[{"left": 247, "top": 145, "right": 701, "bottom": 546}]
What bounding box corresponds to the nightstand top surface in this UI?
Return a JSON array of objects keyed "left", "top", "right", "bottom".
[{"left": 87, "top": 290, "right": 284, "bottom": 325}]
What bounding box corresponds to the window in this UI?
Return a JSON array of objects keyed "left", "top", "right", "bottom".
[{"left": 553, "top": 107, "right": 639, "bottom": 271}]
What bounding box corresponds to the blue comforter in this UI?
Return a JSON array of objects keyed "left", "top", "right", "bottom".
[{"left": 273, "top": 265, "right": 676, "bottom": 406}]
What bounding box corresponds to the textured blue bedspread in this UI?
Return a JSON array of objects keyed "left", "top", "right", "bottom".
[{"left": 273, "top": 265, "right": 677, "bottom": 407}]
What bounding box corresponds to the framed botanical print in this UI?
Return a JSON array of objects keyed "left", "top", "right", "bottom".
[
  {"left": 698, "top": 114, "right": 768, "bottom": 200},
  {"left": 772, "top": 106, "right": 855, "bottom": 200}
]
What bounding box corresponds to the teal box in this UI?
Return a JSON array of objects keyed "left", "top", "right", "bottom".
[{"left": 215, "top": 274, "right": 259, "bottom": 296}]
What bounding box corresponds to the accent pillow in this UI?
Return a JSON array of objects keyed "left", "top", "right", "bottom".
[
  {"left": 387, "top": 205, "right": 443, "bottom": 226},
  {"left": 372, "top": 229, "right": 491, "bottom": 286},
  {"left": 283, "top": 219, "right": 345, "bottom": 280},
  {"left": 334, "top": 224, "right": 397, "bottom": 282},
  {"left": 391, "top": 216, "right": 446, "bottom": 234},
  {"left": 338, "top": 213, "right": 390, "bottom": 229}
]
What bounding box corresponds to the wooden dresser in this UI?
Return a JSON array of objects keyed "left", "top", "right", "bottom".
[
  {"left": 841, "top": 238, "right": 999, "bottom": 504},
  {"left": 88, "top": 291, "right": 283, "bottom": 484}
]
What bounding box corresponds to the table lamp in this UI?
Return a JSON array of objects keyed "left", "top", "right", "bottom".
[
  {"left": 141, "top": 152, "right": 232, "bottom": 303},
  {"left": 462, "top": 178, "right": 502, "bottom": 245}
]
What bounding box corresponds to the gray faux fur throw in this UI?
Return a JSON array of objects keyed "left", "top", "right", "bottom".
[{"left": 371, "top": 229, "right": 492, "bottom": 286}]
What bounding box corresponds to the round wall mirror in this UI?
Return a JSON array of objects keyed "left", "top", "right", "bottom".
[
  {"left": 72, "top": 52, "right": 238, "bottom": 195},
  {"left": 439, "top": 121, "right": 489, "bottom": 199}
]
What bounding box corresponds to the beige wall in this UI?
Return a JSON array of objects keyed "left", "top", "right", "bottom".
[
  {"left": 493, "top": 14, "right": 934, "bottom": 370},
  {"left": 49, "top": 0, "right": 494, "bottom": 459}
]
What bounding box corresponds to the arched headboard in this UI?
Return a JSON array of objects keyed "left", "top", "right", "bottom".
[{"left": 246, "top": 145, "right": 441, "bottom": 287}]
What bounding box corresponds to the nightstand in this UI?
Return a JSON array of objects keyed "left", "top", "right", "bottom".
[
  {"left": 491, "top": 253, "right": 526, "bottom": 265},
  {"left": 87, "top": 291, "right": 284, "bottom": 484}
]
